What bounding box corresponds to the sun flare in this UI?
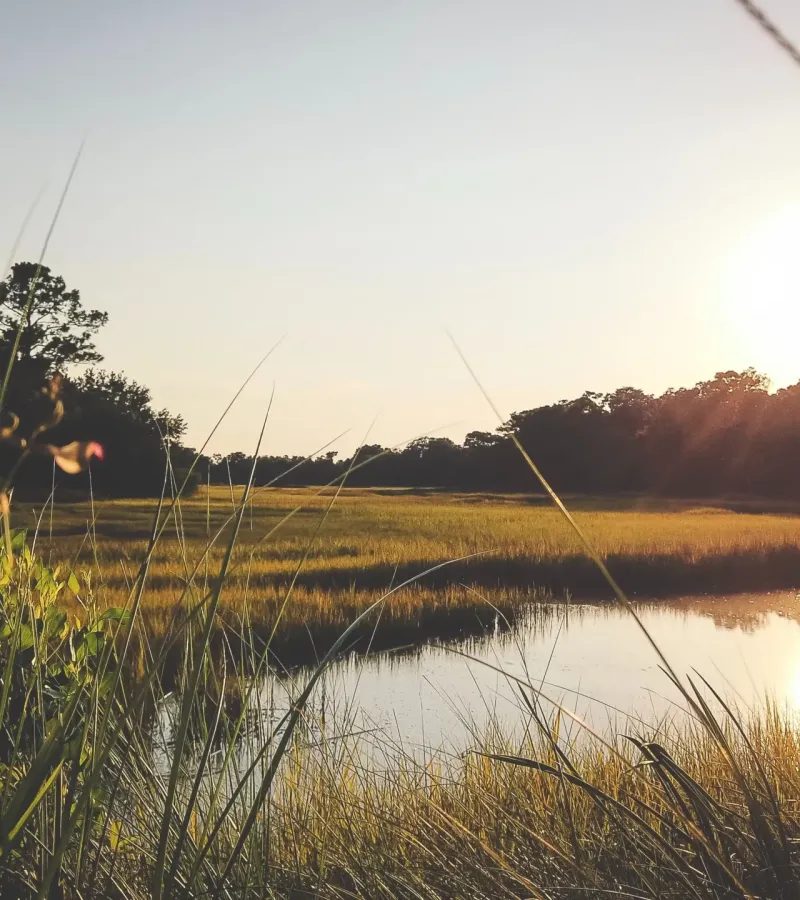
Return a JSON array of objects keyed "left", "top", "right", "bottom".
[{"left": 726, "top": 207, "right": 800, "bottom": 385}]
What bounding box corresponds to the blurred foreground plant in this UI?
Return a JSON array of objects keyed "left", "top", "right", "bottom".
[{"left": 0, "top": 373, "right": 102, "bottom": 558}]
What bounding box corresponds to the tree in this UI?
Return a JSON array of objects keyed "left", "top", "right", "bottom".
[
  {"left": 0, "top": 262, "right": 108, "bottom": 371},
  {"left": 463, "top": 431, "right": 501, "bottom": 449},
  {"left": 0, "top": 265, "right": 200, "bottom": 498},
  {"left": 47, "top": 369, "right": 191, "bottom": 496},
  {"left": 73, "top": 369, "right": 187, "bottom": 442},
  {"left": 73, "top": 369, "right": 152, "bottom": 426}
]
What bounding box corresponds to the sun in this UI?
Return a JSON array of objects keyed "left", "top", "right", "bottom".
[{"left": 725, "top": 206, "right": 800, "bottom": 386}]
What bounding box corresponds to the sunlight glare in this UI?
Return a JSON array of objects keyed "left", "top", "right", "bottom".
[{"left": 726, "top": 207, "right": 800, "bottom": 386}]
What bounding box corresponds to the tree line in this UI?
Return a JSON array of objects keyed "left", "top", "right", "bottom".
[
  {"left": 3, "top": 263, "right": 800, "bottom": 499},
  {"left": 212, "top": 368, "right": 800, "bottom": 498}
]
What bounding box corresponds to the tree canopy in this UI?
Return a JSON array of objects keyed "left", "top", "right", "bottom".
[
  {"left": 207, "top": 368, "right": 800, "bottom": 500},
  {"left": 0, "top": 264, "right": 191, "bottom": 497},
  {"left": 0, "top": 262, "right": 107, "bottom": 371}
]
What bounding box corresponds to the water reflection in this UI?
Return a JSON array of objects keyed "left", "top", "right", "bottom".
[
  {"left": 155, "top": 592, "right": 800, "bottom": 767},
  {"left": 252, "top": 592, "right": 800, "bottom": 754}
]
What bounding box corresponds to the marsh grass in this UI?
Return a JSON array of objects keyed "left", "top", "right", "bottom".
[
  {"left": 241, "top": 697, "right": 800, "bottom": 899},
  {"left": 16, "top": 486, "right": 800, "bottom": 668},
  {"left": 6, "top": 447, "right": 800, "bottom": 898},
  {"left": 30, "top": 660, "right": 800, "bottom": 900},
  {"left": 4, "top": 476, "right": 800, "bottom": 897}
]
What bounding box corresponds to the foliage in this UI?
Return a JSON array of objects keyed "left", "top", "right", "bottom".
[
  {"left": 211, "top": 368, "right": 800, "bottom": 498},
  {"left": 48, "top": 368, "right": 193, "bottom": 497},
  {"left": 5, "top": 260, "right": 800, "bottom": 503},
  {"left": 0, "top": 535, "right": 131, "bottom": 896},
  {"left": 73, "top": 369, "right": 187, "bottom": 444},
  {"left": 0, "top": 538, "right": 124, "bottom": 755},
  {"left": 0, "top": 262, "right": 107, "bottom": 372},
  {"left": 0, "top": 262, "right": 194, "bottom": 498}
]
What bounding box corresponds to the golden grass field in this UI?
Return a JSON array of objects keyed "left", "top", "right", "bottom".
[
  {"left": 15, "top": 485, "right": 800, "bottom": 666},
  {"left": 259, "top": 704, "right": 800, "bottom": 898},
  {"left": 8, "top": 485, "right": 800, "bottom": 897}
]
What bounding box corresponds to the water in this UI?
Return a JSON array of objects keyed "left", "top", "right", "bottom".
[{"left": 257, "top": 592, "right": 800, "bottom": 755}]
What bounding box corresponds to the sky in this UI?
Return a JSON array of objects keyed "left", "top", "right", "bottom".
[{"left": 3, "top": 1, "right": 800, "bottom": 458}]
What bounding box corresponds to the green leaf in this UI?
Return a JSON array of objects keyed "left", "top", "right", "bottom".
[
  {"left": 97, "top": 672, "right": 117, "bottom": 698},
  {"left": 98, "top": 607, "right": 132, "bottom": 627},
  {"left": 18, "top": 624, "right": 34, "bottom": 651},
  {"left": 67, "top": 571, "right": 81, "bottom": 596},
  {"left": 44, "top": 608, "right": 67, "bottom": 639},
  {"left": 74, "top": 631, "right": 105, "bottom": 662}
]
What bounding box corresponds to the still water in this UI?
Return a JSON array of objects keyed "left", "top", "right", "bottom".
[{"left": 259, "top": 592, "right": 800, "bottom": 754}]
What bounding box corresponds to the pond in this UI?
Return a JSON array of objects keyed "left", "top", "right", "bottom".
[{"left": 255, "top": 591, "right": 800, "bottom": 756}]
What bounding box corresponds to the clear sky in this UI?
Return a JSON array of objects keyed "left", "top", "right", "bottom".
[{"left": 3, "top": 1, "right": 800, "bottom": 457}]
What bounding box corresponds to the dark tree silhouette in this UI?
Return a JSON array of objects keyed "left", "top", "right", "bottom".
[
  {"left": 43, "top": 370, "right": 192, "bottom": 497},
  {"left": 0, "top": 264, "right": 195, "bottom": 498},
  {"left": 209, "top": 368, "right": 800, "bottom": 501},
  {"left": 73, "top": 369, "right": 187, "bottom": 443},
  {"left": 3, "top": 263, "right": 798, "bottom": 502},
  {"left": 0, "top": 263, "right": 108, "bottom": 371}
]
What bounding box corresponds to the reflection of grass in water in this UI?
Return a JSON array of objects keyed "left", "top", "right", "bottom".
[{"left": 139, "top": 585, "right": 553, "bottom": 685}]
